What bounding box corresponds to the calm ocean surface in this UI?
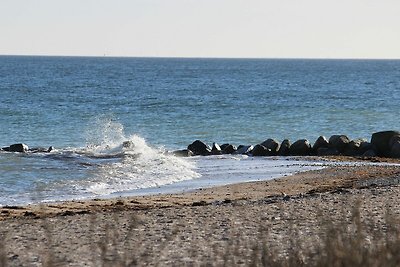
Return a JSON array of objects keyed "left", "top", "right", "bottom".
[{"left": 1, "top": 56, "right": 399, "bottom": 205}]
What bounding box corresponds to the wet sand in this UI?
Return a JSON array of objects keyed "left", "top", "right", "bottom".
[{"left": 1, "top": 156, "right": 400, "bottom": 266}]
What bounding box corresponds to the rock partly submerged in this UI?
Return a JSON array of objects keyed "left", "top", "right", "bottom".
[
  {"left": 1, "top": 143, "right": 54, "bottom": 153},
  {"left": 175, "top": 130, "right": 400, "bottom": 159}
]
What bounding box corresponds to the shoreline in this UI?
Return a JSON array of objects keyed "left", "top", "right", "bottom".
[
  {"left": 2, "top": 156, "right": 400, "bottom": 265},
  {"left": 1, "top": 156, "right": 400, "bottom": 220}
]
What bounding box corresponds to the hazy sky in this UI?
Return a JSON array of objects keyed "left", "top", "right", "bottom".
[{"left": 1, "top": 0, "right": 399, "bottom": 58}]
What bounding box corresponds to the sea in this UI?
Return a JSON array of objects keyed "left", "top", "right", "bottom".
[{"left": 1, "top": 56, "right": 399, "bottom": 206}]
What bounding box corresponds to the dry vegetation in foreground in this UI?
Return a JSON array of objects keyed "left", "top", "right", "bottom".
[{"left": 1, "top": 202, "right": 400, "bottom": 267}]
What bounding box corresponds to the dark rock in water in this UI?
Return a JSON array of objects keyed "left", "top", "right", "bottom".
[
  {"left": 188, "top": 140, "right": 211, "bottom": 156},
  {"left": 3, "top": 143, "right": 29, "bottom": 153},
  {"left": 317, "top": 147, "right": 339, "bottom": 156},
  {"left": 278, "top": 139, "right": 291, "bottom": 156},
  {"left": 211, "top": 143, "right": 222, "bottom": 155},
  {"left": 173, "top": 149, "right": 194, "bottom": 157},
  {"left": 290, "top": 139, "right": 311, "bottom": 156},
  {"left": 371, "top": 131, "right": 400, "bottom": 157},
  {"left": 313, "top": 136, "right": 329, "bottom": 153},
  {"left": 235, "top": 145, "right": 253, "bottom": 155},
  {"left": 29, "top": 146, "right": 54, "bottom": 153},
  {"left": 222, "top": 144, "right": 237, "bottom": 154},
  {"left": 252, "top": 144, "right": 270, "bottom": 156},
  {"left": 220, "top": 144, "right": 230, "bottom": 151},
  {"left": 122, "top": 141, "right": 135, "bottom": 148},
  {"left": 329, "top": 135, "right": 351, "bottom": 153},
  {"left": 260, "top": 139, "right": 280, "bottom": 155}
]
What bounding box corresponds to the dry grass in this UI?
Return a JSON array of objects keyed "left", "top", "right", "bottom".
[
  {"left": 239, "top": 203, "right": 400, "bottom": 267},
  {"left": 1, "top": 201, "right": 400, "bottom": 266}
]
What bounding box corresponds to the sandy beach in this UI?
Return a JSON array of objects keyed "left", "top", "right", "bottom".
[{"left": 1, "top": 156, "right": 400, "bottom": 266}]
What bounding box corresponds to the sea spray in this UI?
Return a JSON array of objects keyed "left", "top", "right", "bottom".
[{"left": 81, "top": 116, "right": 201, "bottom": 195}]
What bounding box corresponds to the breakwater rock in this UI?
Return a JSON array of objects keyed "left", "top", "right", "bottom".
[
  {"left": 1, "top": 143, "right": 54, "bottom": 153},
  {"left": 179, "top": 131, "right": 400, "bottom": 159}
]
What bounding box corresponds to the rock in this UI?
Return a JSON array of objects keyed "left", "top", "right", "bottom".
[
  {"left": 252, "top": 144, "right": 270, "bottom": 156},
  {"left": 235, "top": 145, "right": 253, "bottom": 155},
  {"left": 222, "top": 144, "right": 237, "bottom": 154},
  {"left": 359, "top": 141, "right": 372, "bottom": 153},
  {"left": 390, "top": 136, "right": 400, "bottom": 158},
  {"left": 344, "top": 138, "right": 368, "bottom": 156},
  {"left": 389, "top": 135, "right": 400, "bottom": 148},
  {"left": 187, "top": 140, "right": 211, "bottom": 156},
  {"left": 317, "top": 147, "right": 339, "bottom": 156},
  {"left": 371, "top": 131, "right": 400, "bottom": 157},
  {"left": 172, "top": 149, "right": 194, "bottom": 157},
  {"left": 260, "top": 139, "right": 280, "bottom": 155},
  {"left": 329, "top": 135, "right": 351, "bottom": 153},
  {"left": 211, "top": 143, "right": 222, "bottom": 155},
  {"left": 290, "top": 139, "right": 311, "bottom": 156},
  {"left": 278, "top": 139, "right": 291, "bottom": 156},
  {"left": 29, "top": 146, "right": 54, "bottom": 153},
  {"left": 390, "top": 141, "right": 400, "bottom": 158},
  {"left": 313, "top": 136, "right": 329, "bottom": 153},
  {"left": 3, "top": 143, "right": 29, "bottom": 153},
  {"left": 362, "top": 149, "right": 377, "bottom": 157},
  {"left": 220, "top": 144, "right": 230, "bottom": 151}
]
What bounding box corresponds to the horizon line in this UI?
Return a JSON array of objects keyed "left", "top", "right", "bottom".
[{"left": 1, "top": 53, "right": 400, "bottom": 61}]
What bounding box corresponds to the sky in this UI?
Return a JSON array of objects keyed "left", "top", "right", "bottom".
[{"left": 1, "top": 0, "right": 400, "bottom": 59}]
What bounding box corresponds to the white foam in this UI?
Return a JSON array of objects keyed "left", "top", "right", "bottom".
[{"left": 77, "top": 117, "right": 201, "bottom": 195}]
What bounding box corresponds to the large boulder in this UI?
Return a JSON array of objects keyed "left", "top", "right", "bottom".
[
  {"left": 222, "top": 144, "right": 237, "bottom": 154},
  {"left": 344, "top": 138, "right": 368, "bottom": 156},
  {"left": 235, "top": 145, "right": 253, "bottom": 155},
  {"left": 329, "top": 135, "right": 351, "bottom": 153},
  {"left": 371, "top": 131, "right": 400, "bottom": 157},
  {"left": 312, "top": 136, "right": 329, "bottom": 153},
  {"left": 252, "top": 144, "right": 270, "bottom": 156},
  {"left": 290, "top": 139, "right": 312, "bottom": 156},
  {"left": 187, "top": 140, "right": 211, "bottom": 156},
  {"left": 2, "top": 143, "right": 29, "bottom": 153},
  {"left": 389, "top": 135, "right": 400, "bottom": 158},
  {"left": 260, "top": 139, "right": 280, "bottom": 155},
  {"left": 211, "top": 143, "right": 222, "bottom": 155},
  {"left": 390, "top": 142, "right": 400, "bottom": 158},
  {"left": 278, "top": 139, "right": 291, "bottom": 156}
]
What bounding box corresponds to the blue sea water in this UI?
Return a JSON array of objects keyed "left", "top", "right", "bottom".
[{"left": 0, "top": 56, "right": 399, "bottom": 205}]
